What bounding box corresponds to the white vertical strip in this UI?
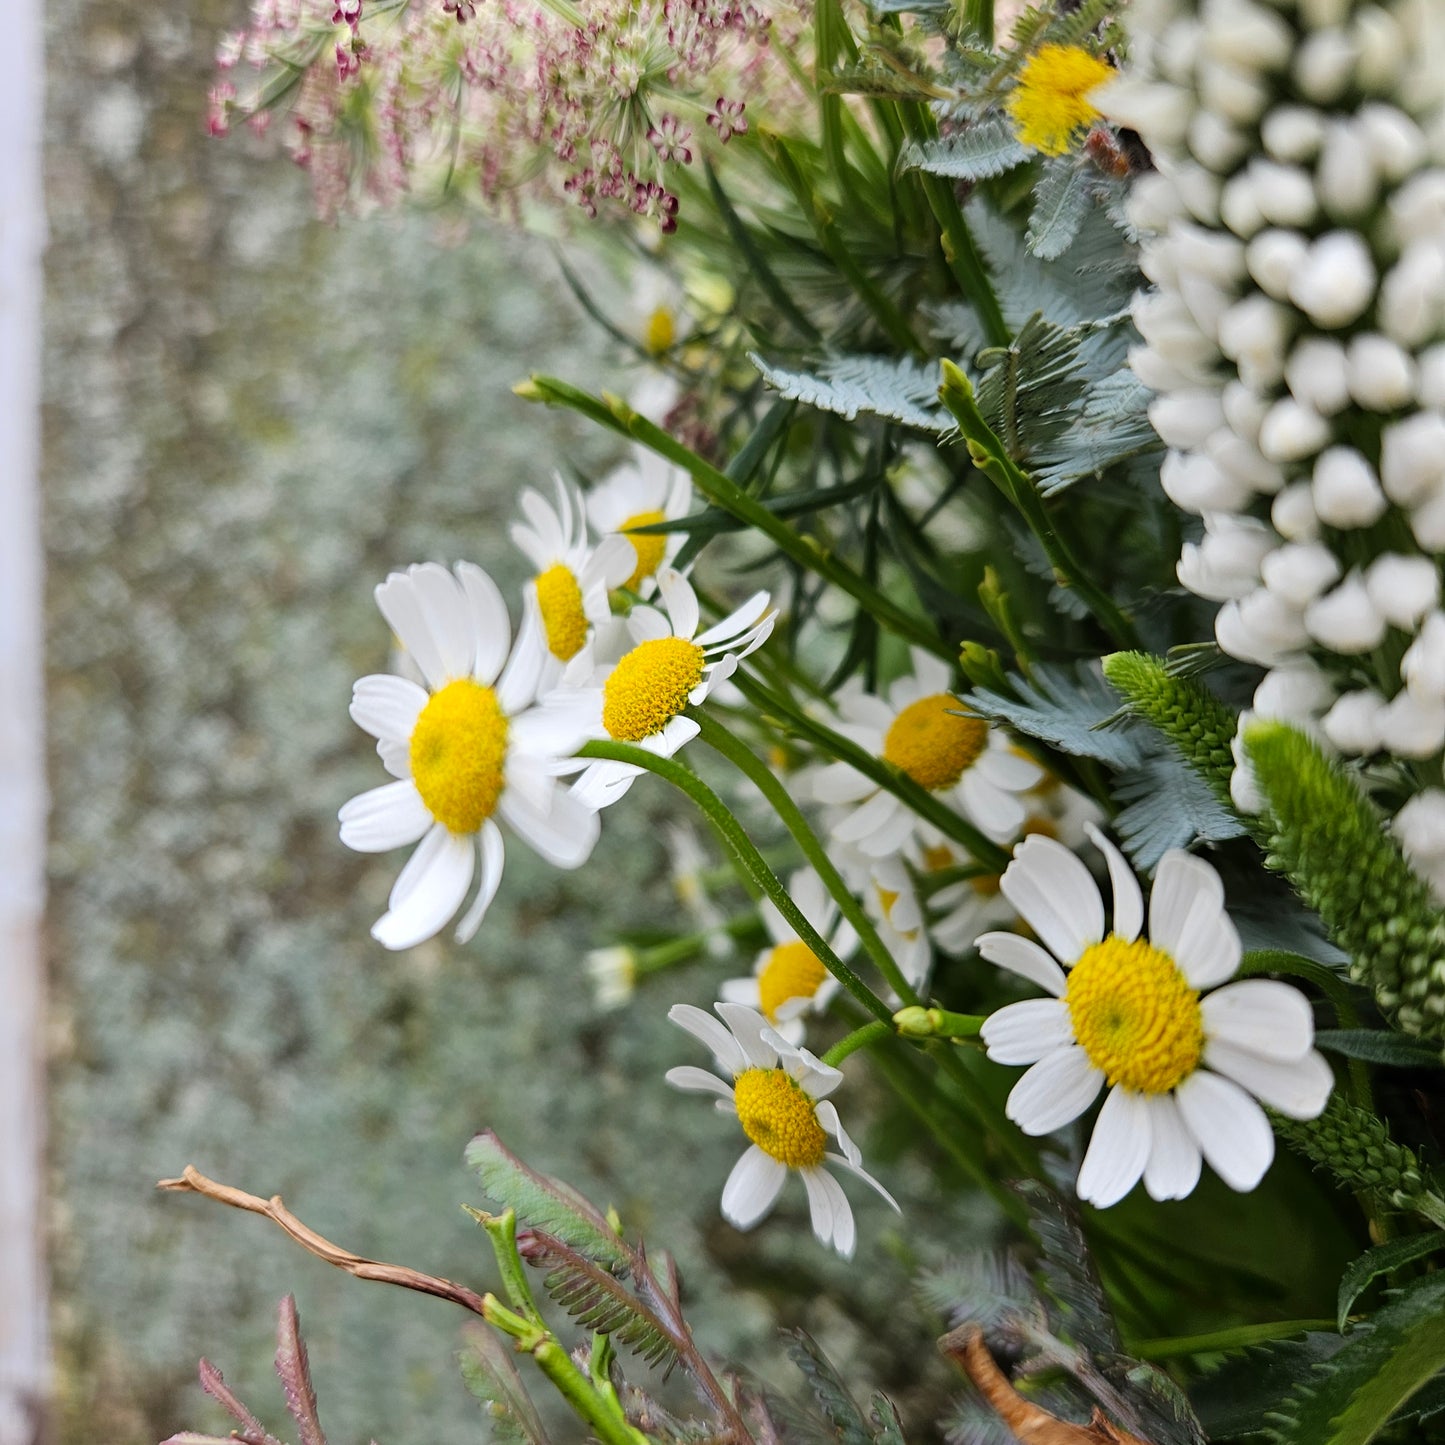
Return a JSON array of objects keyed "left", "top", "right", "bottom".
[{"left": 0, "top": 0, "right": 48, "bottom": 1433}]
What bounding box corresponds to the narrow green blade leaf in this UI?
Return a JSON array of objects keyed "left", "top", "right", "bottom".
[
  {"left": 1314, "top": 1030, "right": 1444, "bottom": 1069},
  {"left": 1337, "top": 1234, "right": 1445, "bottom": 1332},
  {"left": 458, "top": 1324, "right": 553, "bottom": 1445}
]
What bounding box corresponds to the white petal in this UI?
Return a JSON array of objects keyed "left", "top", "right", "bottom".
[
  {"left": 350, "top": 673, "right": 427, "bottom": 745},
  {"left": 1006, "top": 1047, "right": 1105, "bottom": 1135},
  {"left": 668, "top": 1003, "right": 747, "bottom": 1075},
  {"left": 454, "top": 821, "right": 505, "bottom": 943},
  {"left": 456, "top": 562, "right": 511, "bottom": 684},
  {"left": 1149, "top": 850, "right": 1241, "bottom": 986},
  {"left": 978, "top": 745, "right": 1044, "bottom": 791},
  {"left": 814, "top": 1100, "right": 857, "bottom": 1163},
  {"left": 643, "top": 713, "right": 699, "bottom": 757},
  {"left": 657, "top": 568, "right": 700, "bottom": 639},
  {"left": 409, "top": 562, "right": 475, "bottom": 682},
  {"left": 959, "top": 770, "right": 1028, "bottom": 843},
  {"left": 664, "top": 1065, "right": 735, "bottom": 1100},
  {"left": 626, "top": 605, "right": 671, "bottom": 642},
  {"left": 826, "top": 1152, "right": 901, "bottom": 1213},
  {"left": 791, "top": 1053, "right": 844, "bottom": 1100},
  {"left": 496, "top": 595, "right": 546, "bottom": 714},
  {"left": 1176, "top": 1070, "right": 1275, "bottom": 1192},
  {"left": 801, "top": 1167, "right": 855, "bottom": 1258},
  {"left": 977, "top": 932, "right": 1068, "bottom": 996},
  {"left": 569, "top": 760, "right": 641, "bottom": 811},
  {"left": 1201, "top": 979, "right": 1315, "bottom": 1060},
  {"left": 832, "top": 789, "right": 901, "bottom": 846},
  {"left": 813, "top": 763, "right": 876, "bottom": 805},
  {"left": 1077, "top": 1087, "right": 1152, "bottom": 1208},
  {"left": 719, "top": 977, "right": 762, "bottom": 1007},
  {"left": 374, "top": 568, "right": 449, "bottom": 689},
  {"left": 338, "top": 779, "right": 432, "bottom": 853},
  {"left": 981, "top": 999, "right": 1075, "bottom": 1065},
  {"left": 720, "top": 1146, "right": 787, "bottom": 1230},
  {"left": 696, "top": 590, "right": 771, "bottom": 646},
  {"left": 1203, "top": 1041, "right": 1334, "bottom": 1119},
  {"left": 1000, "top": 835, "right": 1105, "bottom": 966},
  {"left": 715, "top": 1003, "right": 780, "bottom": 1069},
  {"left": 1085, "top": 823, "right": 1143, "bottom": 943},
  {"left": 499, "top": 784, "right": 599, "bottom": 869},
  {"left": 371, "top": 826, "right": 475, "bottom": 951},
  {"left": 1141, "top": 1094, "right": 1202, "bottom": 1202},
  {"left": 853, "top": 798, "right": 917, "bottom": 859}
]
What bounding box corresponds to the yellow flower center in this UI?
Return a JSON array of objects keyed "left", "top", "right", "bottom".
[
  {"left": 733, "top": 1067, "right": 828, "bottom": 1168},
  {"left": 1065, "top": 935, "right": 1204, "bottom": 1094},
  {"left": 882, "top": 693, "right": 989, "bottom": 791},
  {"left": 601, "top": 635, "right": 705, "bottom": 742},
  {"left": 757, "top": 941, "right": 829, "bottom": 1024},
  {"left": 409, "top": 679, "right": 509, "bottom": 834},
  {"left": 876, "top": 886, "right": 900, "bottom": 921},
  {"left": 1008, "top": 44, "right": 1114, "bottom": 157},
  {"left": 644, "top": 306, "right": 676, "bottom": 355},
  {"left": 535, "top": 562, "right": 588, "bottom": 662},
  {"left": 619, "top": 509, "right": 668, "bottom": 591}
]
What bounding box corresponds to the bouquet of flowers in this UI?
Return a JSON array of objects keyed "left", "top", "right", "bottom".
[{"left": 173, "top": 0, "right": 1445, "bottom": 1439}]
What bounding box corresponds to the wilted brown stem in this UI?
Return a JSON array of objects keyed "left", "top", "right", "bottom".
[
  {"left": 158, "top": 1165, "right": 488, "bottom": 1317},
  {"left": 939, "top": 1326, "right": 1152, "bottom": 1445}
]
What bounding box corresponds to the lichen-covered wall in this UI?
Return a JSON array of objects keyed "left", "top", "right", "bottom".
[{"left": 43, "top": 5, "right": 940, "bottom": 1443}]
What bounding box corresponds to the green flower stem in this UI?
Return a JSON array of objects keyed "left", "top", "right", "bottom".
[
  {"left": 634, "top": 915, "right": 762, "bottom": 977},
  {"left": 893, "top": 1006, "right": 985, "bottom": 1041},
  {"left": 518, "top": 375, "right": 952, "bottom": 660},
  {"left": 1129, "top": 1319, "right": 1338, "bottom": 1360},
  {"left": 692, "top": 711, "right": 922, "bottom": 1010},
  {"left": 531, "top": 1339, "right": 648, "bottom": 1445},
  {"left": 475, "top": 1208, "right": 546, "bottom": 1324},
  {"left": 822, "top": 1020, "right": 893, "bottom": 1067},
  {"left": 729, "top": 672, "right": 1012, "bottom": 873},
  {"left": 576, "top": 739, "right": 894, "bottom": 1023},
  {"left": 938, "top": 360, "right": 1140, "bottom": 650}
]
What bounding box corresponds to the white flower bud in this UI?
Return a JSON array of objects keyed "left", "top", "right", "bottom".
[
  {"left": 1409, "top": 490, "right": 1445, "bottom": 551},
  {"left": 1394, "top": 788, "right": 1445, "bottom": 870},
  {"left": 1285, "top": 336, "right": 1351, "bottom": 414},
  {"left": 1130, "top": 344, "right": 1209, "bottom": 391},
  {"left": 1177, "top": 512, "right": 1276, "bottom": 599},
  {"left": 1156, "top": 17, "right": 1204, "bottom": 84},
  {"left": 1230, "top": 712, "right": 1265, "bottom": 813},
  {"left": 1402, "top": 610, "right": 1445, "bottom": 700},
  {"left": 1304, "top": 573, "right": 1388, "bottom": 653},
  {"left": 1312, "top": 446, "right": 1388, "bottom": 527},
  {"left": 1170, "top": 162, "right": 1224, "bottom": 225},
  {"left": 1218, "top": 382, "right": 1266, "bottom": 441},
  {"left": 1254, "top": 657, "right": 1335, "bottom": 721},
  {"left": 1346, "top": 334, "right": 1418, "bottom": 411},
  {"left": 1378, "top": 688, "right": 1445, "bottom": 757},
  {"left": 1273, "top": 481, "right": 1322, "bottom": 540},
  {"left": 1379, "top": 242, "right": 1445, "bottom": 350},
  {"left": 1219, "top": 295, "right": 1293, "bottom": 387},
  {"left": 1289, "top": 232, "right": 1377, "bottom": 329},
  {"left": 1258, "top": 399, "right": 1331, "bottom": 462},
  {"left": 1294, "top": 30, "right": 1358, "bottom": 105},
  {"left": 1197, "top": 58, "right": 1269, "bottom": 123},
  {"left": 1220, "top": 172, "right": 1266, "bottom": 237},
  {"left": 1217, "top": 587, "right": 1311, "bottom": 664},
  {"left": 1380, "top": 412, "right": 1445, "bottom": 506},
  {"left": 1206, "top": 427, "right": 1285, "bottom": 493},
  {"left": 1201, "top": 0, "right": 1294, "bottom": 69},
  {"left": 1388, "top": 171, "right": 1445, "bottom": 246},
  {"left": 1316, "top": 121, "right": 1379, "bottom": 217},
  {"left": 1262, "top": 105, "right": 1327, "bottom": 163},
  {"left": 1161, "top": 448, "right": 1254, "bottom": 512},
  {"left": 1418, "top": 346, "right": 1445, "bottom": 409},
  {"left": 1129, "top": 172, "right": 1186, "bottom": 234},
  {"left": 1322, "top": 689, "right": 1385, "bottom": 753},
  {"left": 1095, "top": 78, "right": 1193, "bottom": 149},
  {"left": 1190, "top": 111, "right": 1250, "bottom": 172},
  {"left": 1251, "top": 161, "right": 1320, "bottom": 229},
  {"left": 1173, "top": 223, "right": 1248, "bottom": 285},
  {"left": 1298, "top": 0, "right": 1349, "bottom": 30},
  {"left": 1366, "top": 554, "right": 1440, "bottom": 628},
  {"left": 1261, "top": 542, "right": 1341, "bottom": 605},
  {"left": 1177, "top": 272, "right": 1232, "bottom": 339},
  {"left": 1353, "top": 7, "right": 1407, "bottom": 93},
  {"left": 1150, "top": 390, "right": 1226, "bottom": 449},
  {"left": 1357, "top": 104, "right": 1428, "bottom": 181},
  {"left": 1133, "top": 292, "right": 1218, "bottom": 369},
  {"left": 1246, "top": 229, "right": 1310, "bottom": 300}
]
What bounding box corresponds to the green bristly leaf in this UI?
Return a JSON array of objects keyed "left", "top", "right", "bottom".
[
  {"left": 1314, "top": 1029, "right": 1445, "bottom": 1069},
  {"left": 751, "top": 352, "right": 949, "bottom": 432},
  {"left": 899, "top": 113, "right": 1029, "bottom": 180},
  {"left": 966, "top": 662, "right": 1145, "bottom": 768},
  {"left": 1336, "top": 1234, "right": 1445, "bottom": 1332},
  {"left": 458, "top": 1326, "right": 553, "bottom": 1444},
  {"left": 1026, "top": 157, "right": 1094, "bottom": 260},
  {"left": 786, "top": 1330, "right": 875, "bottom": 1445}
]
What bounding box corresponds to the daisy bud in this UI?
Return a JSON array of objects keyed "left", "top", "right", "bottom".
[
  {"left": 1352, "top": 7, "right": 1407, "bottom": 93},
  {"left": 1346, "top": 334, "right": 1417, "bottom": 411},
  {"left": 1273, "top": 481, "right": 1323, "bottom": 540},
  {"left": 1402, "top": 611, "right": 1445, "bottom": 701},
  {"left": 1366, "top": 555, "right": 1440, "bottom": 628},
  {"left": 1190, "top": 110, "right": 1250, "bottom": 172},
  {"left": 1311, "top": 446, "right": 1387, "bottom": 528},
  {"left": 1417, "top": 346, "right": 1445, "bottom": 408},
  {"left": 1388, "top": 171, "right": 1445, "bottom": 246},
  {"left": 1294, "top": 30, "right": 1358, "bottom": 105},
  {"left": 1305, "top": 573, "right": 1387, "bottom": 653},
  {"left": 1095, "top": 78, "right": 1193, "bottom": 148},
  {"left": 1200, "top": 0, "right": 1293, "bottom": 70},
  {"left": 1378, "top": 689, "right": 1445, "bottom": 758},
  {"left": 1262, "top": 105, "right": 1327, "bottom": 163},
  {"left": 1289, "top": 233, "right": 1376, "bottom": 329},
  {"left": 1316, "top": 121, "right": 1378, "bottom": 217},
  {"left": 1219, "top": 295, "right": 1292, "bottom": 386},
  {"left": 1284, "top": 336, "right": 1351, "bottom": 414},
  {"left": 1408, "top": 491, "right": 1445, "bottom": 551},
  {"left": 1217, "top": 587, "right": 1311, "bottom": 664},
  {"left": 1247, "top": 228, "right": 1310, "bottom": 300},
  {"left": 1150, "top": 389, "right": 1226, "bottom": 448},
  {"left": 1254, "top": 658, "right": 1335, "bottom": 722},
  {"left": 1261, "top": 542, "right": 1341, "bottom": 606},
  {"left": 1379, "top": 243, "right": 1445, "bottom": 349},
  {"left": 1322, "top": 689, "right": 1385, "bottom": 753},
  {"left": 1161, "top": 449, "right": 1254, "bottom": 512},
  {"left": 1357, "top": 104, "right": 1427, "bottom": 181},
  {"left": 1258, "top": 398, "right": 1330, "bottom": 462},
  {"left": 1380, "top": 412, "right": 1445, "bottom": 507},
  {"left": 1177, "top": 513, "right": 1276, "bottom": 599}
]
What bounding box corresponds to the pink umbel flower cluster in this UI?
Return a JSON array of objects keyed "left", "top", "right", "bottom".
[{"left": 213, "top": 0, "right": 811, "bottom": 228}]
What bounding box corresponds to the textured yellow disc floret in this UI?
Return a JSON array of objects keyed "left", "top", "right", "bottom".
[
  {"left": 733, "top": 1067, "right": 828, "bottom": 1167},
  {"left": 1066, "top": 935, "right": 1204, "bottom": 1094},
  {"left": 602, "top": 635, "right": 706, "bottom": 741},
  {"left": 535, "top": 562, "right": 588, "bottom": 662},
  {"left": 619, "top": 509, "right": 668, "bottom": 591},
  {"left": 882, "top": 693, "right": 988, "bottom": 791},
  {"left": 1007, "top": 44, "right": 1113, "bottom": 157},
  {"left": 409, "top": 679, "right": 509, "bottom": 834},
  {"left": 757, "top": 941, "right": 828, "bottom": 1023}
]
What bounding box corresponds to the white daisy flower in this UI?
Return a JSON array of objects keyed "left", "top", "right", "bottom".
[
  {"left": 978, "top": 825, "right": 1334, "bottom": 1207},
  {"left": 510, "top": 476, "right": 633, "bottom": 680},
  {"left": 564, "top": 568, "right": 775, "bottom": 808},
  {"left": 666, "top": 1002, "right": 898, "bottom": 1258},
  {"left": 838, "top": 848, "right": 932, "bottom": 998},
  {"left": 585, "top": 945, "right": 638, "bottom": 1011},
  {"left": 339, "top": 562, "right": 600, "bottom": 951},
  {"left": 719, "top": 868, "right": 856, "bottom": 1043},
  {"left": 586, "top": 447, "right": 692, "bottom": 597},
  {"left": 812, "top": 649, "right": 1044, "bottom": 856}
]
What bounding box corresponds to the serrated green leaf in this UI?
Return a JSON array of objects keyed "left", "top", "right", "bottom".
[
  {"left": 966, "top": 663, "right": 1145, "bottom": 768},
  {"left": 1027, "top": 159, "right": 1094, "bottom": 260},
  {"left": 465, "top": 1131, "right": 630, "bottom": 1271},
  {"left": 787, "top": 1330, "right": 874, "bottom": 1445},
  {"left": 750, "top": 353, "right": 948, "bottom": 432},
  {"left": 1314, "top": 1030, "right": 1445, "bottom": 1069},
  {"left": 1113, "top": 748, "right": 1248, "bottom": 871},
  {"left": 900, "top": 114, "right": 1029, "bottom": 180},
  {"left": 1191, "top": 1333, "right": 1347, "bottom": 1440},
  {"left": 458, "top": 1325, "right": 552, "bottom": 1444},
  {"left": 1017, "top": 1181, "right": 1121, "bottom": 1356},
  {"left": 1336, "top": 1234, "right": 1445, "bottom": 1332},
  {"left": 868, "top": 1394, "right": 908, "bottom": 1444}
]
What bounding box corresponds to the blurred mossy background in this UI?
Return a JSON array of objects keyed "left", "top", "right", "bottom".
[{"left": 41, "top": 3, "right": 945, "bottom": 1441}]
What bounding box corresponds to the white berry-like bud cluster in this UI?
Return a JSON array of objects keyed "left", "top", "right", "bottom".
[{"left": 1097, "top": 0, "right": 1445, "bottom": 779}]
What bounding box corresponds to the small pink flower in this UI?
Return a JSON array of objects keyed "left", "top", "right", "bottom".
[
  {"left": 206, "top": 81, "right": 236, "bottom": 137},
  {"left": 442, "top": 0, "right": 476, "bottom": 20},
  {"left": 648, "top": 113, "right": 693, "bottom": 165},
  {"left": 632, "top": 178, "right": 680, "bottom": 233},
  {"left": 706, "top": 96, "right": 746, "bottom": 143},
  {"left": 332, "top": 0, "right": 362, "bottom": 26},
  {"left": 336, "top": 41, "right": 366, "bottom": 80}
]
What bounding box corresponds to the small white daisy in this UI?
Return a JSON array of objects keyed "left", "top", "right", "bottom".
[
  {"left": 666, "top": 1002, "right": 898, "bottom": 1258},
  {"left": 563, "top": 568, "right": 775, "bottom": 808},
  {"left": 586, "top": 447, "right": 692, "bottom": 597},
  {"left": 719, "top": 868, "right": 856, "bottom": 1043},
  {"left": 978, "top": 825, "right": 1334, "bottom": 1207},
  {"left": 510, "top": 476, "right": 633, "bottom": 681},
  {"left": 339, "top": 562, "right": 601, "bottom": 951},
  {"left": 836, "top": 846, "right": 932, "bottom": 998},
  {"left": 812, "top": 649, "right": 1043, "bottom": 857}
]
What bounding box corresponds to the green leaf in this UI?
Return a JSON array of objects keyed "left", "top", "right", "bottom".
[
  {"left": 1314, "top": 1030, "right": 1445, "bottom": 1069},
  {"left": 1113, "top": 749, "right": 1248, "bottom": 870},
  {"left": 1268, "top": 1272, "right": 1445, "bottom": 1444},
  {"left": 868, "top": 1393, "right": 909, "bottom": 1444},
  {"left": 1017, "top": 1180, "right": 1121, "bottom": 1355},
  {"left": 1191, "top": 1334, "right": 1348, "bottom": 1441},
  {"left": 465, "top": 1131, "right": 630, "bottom": 1271},
  {"left": 899, "top": 114, "right": 1029, "bottom": 180},
  {"left": 1027, "top": 158, "right": 1094, "bottom": 260},
  {"left": 966, "top": 663, "right": 1146, "bottom": 768},
  {"left": 458, "top": 1325, "right": 553, "bottom": 1445},
  {"left": 1336, "top": 1235, "right": 1445, "bottom": 1332},
  {"left": 786, "top": 1330, "right": 874, "bottom": 1445},
  {"left": 750, "top": 353, "right": 948, "bottom": 432}
]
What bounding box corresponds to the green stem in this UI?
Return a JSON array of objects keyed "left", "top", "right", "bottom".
[
  {"left": 531, "top": 1339, "right": 648, "bottom": 1445},
  {"left": 576, "top": 739, "right": 893, "bottom": 1022},
  {"left": 823, "top": 1020, "right": 893, "bottom": 1067},
  {"left": 1129, "top": 1319, "right": 1337, "bottom": 1360},
  {"left": 475, "top": 1209, "right": 545, "bottom": 1324},
  {"left": 893, "top": 1006, "right": 985, "bottom": 1041}
]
